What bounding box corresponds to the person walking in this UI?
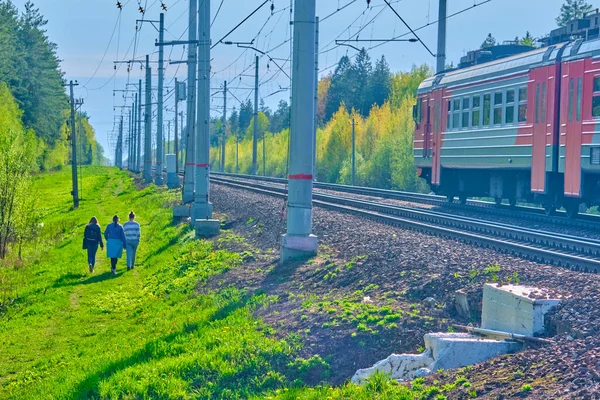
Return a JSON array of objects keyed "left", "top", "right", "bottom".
[
  {"left": 82, "top": 217, "right": 104, "bottom": 273},
  {"left": 104, "top": 215, "right": 127, "bottom": 275},
  {"left": 123, "top": 211, "right": 141, "bottom": 270}
]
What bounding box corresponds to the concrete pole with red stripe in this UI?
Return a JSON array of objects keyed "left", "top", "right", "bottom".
[
  {"left": 192, "top": 0, "right": 216, "bottom": 235},
  {"left": 182, "top": 0, "right": 197, "bottom": 203},
  {"left": 280, "top": 0, "right": 318, "bottom": 263}
]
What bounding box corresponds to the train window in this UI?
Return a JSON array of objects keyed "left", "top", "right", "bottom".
[
  {"left": 569, "top": 78, "right": 574, "bottom": 122},
  {"left": 519, "top": 87, "right": 527, "bottom": 102},
  {"left": 506, "top": 106, "right": 515, "bottom": 124},
  {"left": 453, "top": 99, "right": 461, "bottom": 111},
  {"left": 506, "top": 90, "right": 515, "bottom": 104},
  {"left": 493, "top": 91, "right": 503, "bottom": 125},
  {"left": 594, "top": 76, "right": 600, "bottom": 92},
  {"left": 541, "top": 83, "right": 547, "bottom": 123},
  {"left": 483, "top": 94, "right": 491, "bottom": 126},
  {"left": 592, "top": 96, "right": 600, "bottom": 117},
  {"left": 494, "top": 92, "right": 503, "bottom": 105},
  {"left": 506, "top": 89, "right": 515, "bottom": 124},
  {"left": 535, "top": 84, "right": 540, "bottom": 124},
  {"left": 577, "top": 77, "right": 582, "bottom": 121},
  {"left": 472, "top": 96, "right": 481, "bottom": 128},
  {"left": 462, "top": 97, "right": 470, "bottom": 128},
  {"left": 447, "top": 100, "right": 451, "bottom": 129},
  {"left": 518, "top": 86, "right": 528, "bottom": 123},
  {"left": 453, "top": 110, "right": 460, "bottom": 129}
]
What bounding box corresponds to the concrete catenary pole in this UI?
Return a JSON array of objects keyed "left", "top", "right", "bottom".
[
  {"left": 221, "top": 80, "right": 227, "bottom": 172},
  {"left": 133, "top": 93, "right": 138, "bottom": 171},
  {"left": 313, "top": 16, "right": 319, "bottom": 180},
  {"left": 252, "top": 55, "right": 259, "bottom": 175},
  {"left": 174, "top": 78, "right": 179, "bottom": 174},
  {"left": 155, "top": 13, "right": 165, "bottom": 185},
  {"left": 117, "top": 116, "right": 123, "bottom": 169},
  {"left": 129, "top": 108, "right": 133, "bottom": 169},
  {"left": 137, "top": 80, "right": 142, "bottom": 173},
  {"left": 280, "top": 0, "right": 318, "bottom": 263},
  {"left": 436, "top": 0, "right": 447, "bottom": 74},
  {"left": 192, "top": 0, "right": 215, "bottom": 229},
  {"left": 180, "top": 111, "right": 184, "bottom": 171},
  {"left": 182, "top": 0, "right": 198, "bottom": 203},
  {"left": 144, "top": 55, "right": 153, "bottom": 183},
  {"left": 351, "top": 118, "right": 356, "bottom": 186},
  {"left": 68, "top": 81, "right": 79, "bottom": 209}
]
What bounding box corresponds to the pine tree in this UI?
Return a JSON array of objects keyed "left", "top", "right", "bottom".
[
  {"left": 520, "top": 31, "right": 536, "bottom": 47},
  {"left": 556, "top": 0, "right": 593, "bottom": 27},
  {"left": 349, "top": 48, "right": 372, "bottom": 115},
  {"left": 238, "top": 100, "right": 253, "bottom": 136},
  {"left": 369, "top": 55, "right": 392, "bottom": 111},
  {"left": 324, "top": 55, "right": 352, "bottom": 123},
  {"left": 481, "top": 33, "right": 497, "bottom": 49}
]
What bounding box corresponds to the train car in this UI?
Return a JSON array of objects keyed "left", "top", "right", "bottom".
[{"left": 414, "top": 38, "right": 600, "bottom": 217}]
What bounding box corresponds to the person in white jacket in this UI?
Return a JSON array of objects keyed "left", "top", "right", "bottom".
[{"left": 123, "top": 211, "right": 141, "bottom": 271}]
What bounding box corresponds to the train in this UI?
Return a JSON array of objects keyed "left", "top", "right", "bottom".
[{"left": 413, "top": 37, "right": 600, "bottom": 218}]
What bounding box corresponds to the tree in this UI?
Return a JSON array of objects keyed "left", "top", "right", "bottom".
[
  {"left": 556, "top": 0, "right": 593, "bottom": 27},
  {"left": 324, "top": 55, "right": 352, "bottom": 123},
  {"left": 368, "top": 55, "right": 392, "bottom": 111},
  {"left": 481, "top": 33, "right": 497, "bottom": 49},
  {"left": 316, "top": 76, "right": 331, "bottom": 126},
  {"left": 238, "top": 100, "right": 253, "bottom": 134},
  {"left": 270, "top": 100, "right": 290, "bottom": 133},
  {"left": 229, "top": 107, "right": 239, "bottom": 138},
  {"left": 349, "top": 48, "right": 372, "bottom": 115},
  {"left": 520, "top": 31, "right": 536, "bottom": 47}
]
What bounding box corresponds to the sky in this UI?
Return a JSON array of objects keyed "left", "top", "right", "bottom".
[{"left": 11, "top": 0, "right": 570, "bottom": 161}]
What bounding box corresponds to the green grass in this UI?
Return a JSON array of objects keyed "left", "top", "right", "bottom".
[{"left": 0, "top": 167, "right": 463, "bottom": 399}]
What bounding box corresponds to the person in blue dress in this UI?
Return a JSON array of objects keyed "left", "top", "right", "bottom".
[{"left": 104, "top": 215, "right": 127, "bottom": 275}]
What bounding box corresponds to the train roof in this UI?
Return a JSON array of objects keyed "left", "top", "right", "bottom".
[{"left": 418, "top": 43, "right": 566, "bottom": 94}]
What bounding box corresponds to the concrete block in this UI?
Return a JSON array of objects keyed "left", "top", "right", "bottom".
[
  {"left": 192, "top": 202, "right": 213, "bottom": 222},
  {"left": 167, "top": 173, "right": 180, "bottom": 189},
  {"left": 195, "top": 219, "right": 220, "bottom": 238},
  {"left": 454, "top": 289, "right": 471, "bottom": 319},
  {"left": 280, "top": 234, "right": 318, "bottom": 264},
  {"left": 173, "top": 205, "right": 190, "bottom": 218},
  {"left": 425, "top": 332, "right": 521, "bottom": 371},
  {"left": 352, "top": 332, "right": 521, "bottom": 384},
  {"left": 481, "top": 283, "right": 560, "bottom": 336}
]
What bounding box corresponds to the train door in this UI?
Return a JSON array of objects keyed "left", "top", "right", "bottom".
[
  {"left": 561, "top": 60, "right": 585, "bottom": 197},
  {"left": 531, "top": 69, "right": 546, "bottom": 193},
  {"left": 424, "top": 101, "right": 432, "bottom": 158},
  {"left": 431, "top": 88, "right": 445, "bottom": 186}
]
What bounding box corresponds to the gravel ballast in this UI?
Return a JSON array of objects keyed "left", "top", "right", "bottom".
[{"left": 206, "top": 182, "right": 600, "bottom": 398}]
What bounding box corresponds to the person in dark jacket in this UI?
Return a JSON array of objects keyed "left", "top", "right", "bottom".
[
  {"left": 83, "top": 216, "right": 104, "bottom": 273},
  {"left": 104, "top": 215, "right": 127, "bottom": 275}
]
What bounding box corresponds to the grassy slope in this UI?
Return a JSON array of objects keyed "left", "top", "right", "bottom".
[{"left": 0, "top": 168, "right": 458, "bottom": 400}]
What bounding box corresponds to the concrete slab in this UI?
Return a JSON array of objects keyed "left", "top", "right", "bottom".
[
  {"left": 280, "top": 234, "right": 318, "bottom": 264},
  {"left": 481, "top": 283, "right": 561, "bottom": 336},
  {"left": 173, "top": 205, "right": 190, "bottom": 218},
  {"left": 352, "top": 332, "right": 522, "bottom": 384},
  {"left": 192, "top": 203, "right": 213, "bottom": 223},
  {"left": 426, "top": 332, "right": 521, "bottom": 371},
  {"left": 195, "top": 219, "right": 220, "bottom": 238}
]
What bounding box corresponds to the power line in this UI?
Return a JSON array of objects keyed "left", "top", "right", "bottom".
[{"left": 382, "top": 0, "right": 434, "bottom": 57}]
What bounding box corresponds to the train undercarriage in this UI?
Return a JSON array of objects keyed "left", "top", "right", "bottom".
[{"left": 418, "top": 168, "right": 600, "bottom": 218}]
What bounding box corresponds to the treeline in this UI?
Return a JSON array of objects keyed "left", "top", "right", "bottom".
[
  {"left": 209, "top": 49, "right": 431, "bottom": 192},
  {"left": 0, "top": 1, "right": 104, "bottom": 261},
  {"left": 0, "top": 0, "right": 105, "bottom": 170}
]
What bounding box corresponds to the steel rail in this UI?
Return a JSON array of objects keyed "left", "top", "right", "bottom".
[
  {"left": 210, "top": 176, "right": 600, "bottom": 273},
  {"left": 211, "top": 172, "right": 600, "bottom": 231}
]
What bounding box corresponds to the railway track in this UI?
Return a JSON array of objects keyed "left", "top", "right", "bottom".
[
  {"left": 211, "top": 172, "right": 600, "bottom": 231},
  {"left": 210, "top": 175, "right": 600, "bottom": 273}
]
